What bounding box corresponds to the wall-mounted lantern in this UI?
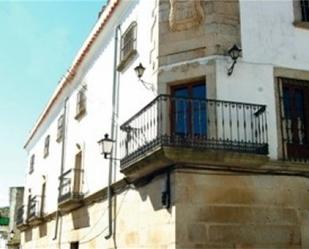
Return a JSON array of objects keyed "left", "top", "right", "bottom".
[
  {"left": 134, "top": 63, "right": 156, "bottom": 93},
  {"left": 227, "top": 44, "right": 242, "bottom": 76},
  {"left": 134, "top": 63, "right": 146, "bottom": 79},
  {"left": 98, "top": 134, "right": 114, "bottom": 159}
]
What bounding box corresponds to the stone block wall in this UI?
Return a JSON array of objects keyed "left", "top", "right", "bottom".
[
  {"left": 175, "top": 168, "right": 309, "bottom": 249},
  {"left": 158, "top": 0, "right": 240, "bottom": 66},
  {"left": 20, "top": 164, "right": 309, "bottom": 249}
]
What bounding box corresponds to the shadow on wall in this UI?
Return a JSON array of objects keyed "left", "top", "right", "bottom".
[
  {"left": 25, "top": 229, "right": 32, "bottom": 242},
  {"left": 71, "top": 206, "right": 90, "bottom": 229},
  {"left": 136, "top": 170, "right": 174, "bottom": 213},
  {"left": 39, "top": 223, "right": 47, "bottom": 238}
]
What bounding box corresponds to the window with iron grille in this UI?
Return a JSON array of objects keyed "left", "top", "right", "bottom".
[
  {"left": 301, "top": 0, "right": 309, "bottom": 22},
  {"left": 44, "top": 135, "right": 50, "bottom": 158},
  {"left": 118, "top": 22, "right": 137, "bottom": 71},
  {"left": 29, "top": 154, "right": 35, "bottom": 174},
  {"left": 278, "top": 78, "right": 309, "bottom": 162},
  {"left": 75, "top": 88, "right": 86, "bottom": 119},
  {"left": 56, "top": 115, "right": 64, "bottom": 142}
]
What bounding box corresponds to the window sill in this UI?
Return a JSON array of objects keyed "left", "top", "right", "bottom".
[
  {"left": 75, "top": 109, "right": 86, "bottom": 120},
  {"left": 117, "top": 49, "right": 137, "bottom": 72},
  {"left": 293, "top": 21, "right": 309, "bottom": 30}
]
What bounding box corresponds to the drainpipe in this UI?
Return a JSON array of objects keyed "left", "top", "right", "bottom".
[
  {"left": 105, "top": 25, "right": 121, "bottom": 240},
  {"left": 161, "top": 170, "right": 171, "bottom": 209},
  {"left": 53, "top": 96, "right": 69, "bottom": 240}
]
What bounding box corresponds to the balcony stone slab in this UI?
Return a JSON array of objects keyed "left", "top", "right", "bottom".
[{"left": 121, "top": 146, "right": 269, "bottom": 182}]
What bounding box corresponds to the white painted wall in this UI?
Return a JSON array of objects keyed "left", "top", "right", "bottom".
[
  {"left": 215, "top": 0, "right": 309, "bottom": 159},
  {"left": 240, "top": 0, "right": 309, "bottom": 70},
  {"left": 24, "top": 0, "right": 157, "bottom": 215},
  {"left": 216, "top": 59, "right": 277, "bottom": 158}
]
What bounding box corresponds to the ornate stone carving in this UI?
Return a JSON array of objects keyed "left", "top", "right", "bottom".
[{"left": 169, "top": 0, "right": 204, "bottom": 32}]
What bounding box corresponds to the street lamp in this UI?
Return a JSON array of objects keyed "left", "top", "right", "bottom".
[
  {"left": 227, "top": 44, "right": 242, "bottom": 76},
  {"left": 98, "top": 134, "right": 114, "bottom": 159}
]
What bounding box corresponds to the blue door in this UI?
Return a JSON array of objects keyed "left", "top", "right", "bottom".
[{"left": 171, "top": 82, "right": 206, "bottom": 136}]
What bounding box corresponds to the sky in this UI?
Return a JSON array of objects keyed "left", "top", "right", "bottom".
[{"left": 0, "top": 0, "right": 105, "bottom": 207}]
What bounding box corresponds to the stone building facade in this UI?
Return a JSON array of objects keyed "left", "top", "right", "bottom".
[
  {"left": 7, "top": 187, "right": 24, "bottom": 249},
  {"left": 18, "top": 0, "right": 309, "bottom": 248}
]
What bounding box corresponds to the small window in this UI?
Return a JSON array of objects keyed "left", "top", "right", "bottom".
[
  {"left": 56, "top": 115, "right": 64, "bottom": 142},
  {"left": 75, "top": 88, "right": 86, "bottom": 119},
  {"left": 29, "top": 154, "right": 35, "bottom": 174},
  {"left": 118, "top": 22, "right": 137, "bottom": 71},
  {"left": 301, "top": 0, "right": 309, "bottom": 22},
  {"left": 70, "top": 242, "right": 79, "bottom": 249},
  {"left": 294, "top": 0, "right": 309, "bottom": 25},
  {"left": 44, "top": 135, "right": 50, "bottom": 158}
]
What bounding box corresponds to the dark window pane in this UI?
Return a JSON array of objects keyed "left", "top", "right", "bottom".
[
  {"left": 283, "top": 88, "right": 291, "bottom": 119},
  {"left": 192, "top": 84, "right": 206, "bottom": 135},
  {"left": 174, "top": 88, "right": 189, "bottom": 135},
  {"left": 295, "top": 90, "right": 304, "bottom": 117},
  {"left": 301, "top": 0, "right": 309, "bottom": 22},
  {"left": 192, "top": 84, "right": 206, "bottom": 99}
]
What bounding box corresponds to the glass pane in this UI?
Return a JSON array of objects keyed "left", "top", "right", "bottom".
[
  {"left": 192, "top": 84, "right": 206, "bottom": 99},
  {"left": 174, "top": 88, "right": 189, "bottom": 135},
  {"left": 192, "top": 84, "right": 206, "bottom": 136},
  {"left": 283, "top": 88, "right": 291, "bottom": 119},
  {"left": 295, "top": 90, "right": 304, "bottom": 118}
]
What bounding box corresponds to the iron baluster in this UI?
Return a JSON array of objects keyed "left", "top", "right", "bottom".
[
  {"left": 236, "top": 104, "right": 240, "bottom": 145},
  {"left": 229, "top": 103, "right": 233, "bottom": 143},
  {"left": 221, "top": 102, "right": 225, "bottom": 142},
  {"left": 243, "top": 104, "right": 247, "bottom": 143},
  {"left": 250, "top": 105, "right": 254, "bottom": 143}
]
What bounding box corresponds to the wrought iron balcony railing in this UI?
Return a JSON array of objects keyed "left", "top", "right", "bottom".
[
  {"left": 58, "top": 168, "right": 83, "bottom": 204},
  {"left": 16, "top": 205, "right": 25, "bottom": 226},
  {"left": 27, "top": 195, "right": 43, "bottom": 220},
  {"left": 120, "top": 95, "right": 268, "bottom": 167}
]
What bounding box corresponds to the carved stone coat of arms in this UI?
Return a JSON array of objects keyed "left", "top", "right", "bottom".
[{"left": 169, "top": 0, "right": 204, "bottom": 32}]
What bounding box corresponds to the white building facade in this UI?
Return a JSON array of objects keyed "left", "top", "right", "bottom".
[{"left": 19, "top": 0, "right": 309, "bottom": 248}]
